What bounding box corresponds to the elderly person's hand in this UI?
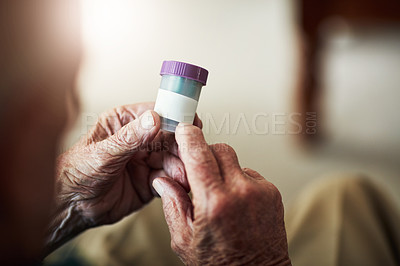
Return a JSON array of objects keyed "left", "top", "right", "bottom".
[
  {"left": 153, "top": 124, "right": 291, "bottom": 265},
  {"left": 45, "top": 102, "right": 200, "bottom": 254}
]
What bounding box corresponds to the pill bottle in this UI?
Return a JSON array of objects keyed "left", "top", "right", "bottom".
[{"left": 154, "top": 60, "right": 209, "bottom": 132}]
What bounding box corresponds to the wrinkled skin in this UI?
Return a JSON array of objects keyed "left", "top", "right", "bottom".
[
  {"left": 153, "top": 124, "right": 291, "bottom": 266},
  {"left": 46, "top": 103, "right": 201, "bottom": 253}
]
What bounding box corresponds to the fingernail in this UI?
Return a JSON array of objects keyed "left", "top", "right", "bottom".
[
  {"left": 140, "top": 111, "right": 155, "bottom": 130},
  {"left": 152, "top": 179, "right": 164, "bottom": 197}
]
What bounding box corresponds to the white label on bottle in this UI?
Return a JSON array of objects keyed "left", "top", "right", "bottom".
[{"left": 154, "top": 89, "right": 198, "bottom": 123}]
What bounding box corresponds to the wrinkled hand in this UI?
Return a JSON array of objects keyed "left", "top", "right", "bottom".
[
  {"left": 45, "top": 103, "right": 200, "bottom": 254},
  {"left": 153, "top": 124, "right": 291, "bottom": 266}
]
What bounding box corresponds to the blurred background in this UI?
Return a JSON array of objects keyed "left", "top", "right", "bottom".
[{"left": 62, "top": 0, "right": 400, "bottom": 207}]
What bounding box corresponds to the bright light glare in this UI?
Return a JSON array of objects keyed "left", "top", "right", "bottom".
[{"left": 80, "top": 0, "right": 146, "bottom": 53}]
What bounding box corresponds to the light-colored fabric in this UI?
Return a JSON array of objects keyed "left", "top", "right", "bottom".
[
  {"left": 45, "top": 198, "right": 183, "bottom": 266},
  {"left": 286, "top": 175, "right": 400, "bottom": 266}
]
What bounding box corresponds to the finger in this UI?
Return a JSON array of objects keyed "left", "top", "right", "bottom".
[
  {"left": 87, "top": 102, "right": 156, "bottom": 143},
  {"left": 117, "top": 102, "right": 155, "bottom": 124},
  {"left": 148, "top": 169, "right": 167, "bottom": 197},
  {"left": 209, "top": 143, "right": 243, "bottom": 183},
  {"left": 193, "top": 113, "right": 203, "bottom": 129},
  {"left": 124, "top": 102, "right": 155, "bottom": 116},
  {"left": 166, "top": 115, "right": 202, "bottom": 155},
  {"left": 175, "top": 123, "right": 222, "bottom": 199},
  {"left": 162, "top": 151, "right": 189, "bottom": 192},
  {"left": 146, "top": 151, "right": 189, "bottom": 193},
  {"left": 152, "top": 178, "right": 193, "bottom": 244},
  {"left": 98, "top": 110, "right": 160, "bottom": 160},
  {"left": 242, "top": 168, "right": 265, "bottom": 181}
]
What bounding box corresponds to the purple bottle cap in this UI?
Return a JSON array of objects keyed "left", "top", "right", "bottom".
[{"left": 160, "top": 60, "right": 209, "bottom": 85}]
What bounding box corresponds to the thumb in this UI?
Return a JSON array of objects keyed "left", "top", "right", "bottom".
[
  {"left": 152, "top": 177, "right": 193, "bottom": 241},
  {"left": 98, "top": 110, "right": 160, "bottom": 158}
]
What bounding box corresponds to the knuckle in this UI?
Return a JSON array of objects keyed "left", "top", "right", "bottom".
[
  {"left": 210, "top": 144, "right": 241, "bottom": 172},
  {"left": 186, "top": 124, "right": 203, "bottom": 135},
  {"left": 212, "top": 143, "right": 235, "bottom": 153},
  {"left": 170, "top": 240, "right": 179, "bottom": 252},
  {"left": 237, "top": 181, "right": 257, "bottom": 198},
  {"left": 108, "top": 124, "right": 141, "bottom": 155},
  {"left": 172, "top": 234, "right": 185, "bottom": 246},
  {"left": 254, "top": 181, "right": 283, "bottom": 204},
  {"left": 242, "top": 167, "right": 260, "bottom": 177},
  {"left": 269, "top": 183, "right": 283, "bottom": 202},
  {"left": 190, "top": 150, "right": 213, "bottom": 165},
  {"left": 171, "top": 234, "right": 189, "bottom": 254},
  {"left": 234, "top": 178, "right": 268, "bottom": 203},
  {"left": 184, "top": 144, "right": 212, "bottom": 165},
  {"left": 99, "top": 110, "right": 121, "bottom": 130},
  {"left": 211, "top": 143, "right": 235, "bottom": 155},
  {"left": 207, "top": 192, "right": 231, "bottom": 220}
]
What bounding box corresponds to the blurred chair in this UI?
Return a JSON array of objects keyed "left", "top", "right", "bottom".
[{"left": 296, "top": 0, "right": 400, "bottom": 142}]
